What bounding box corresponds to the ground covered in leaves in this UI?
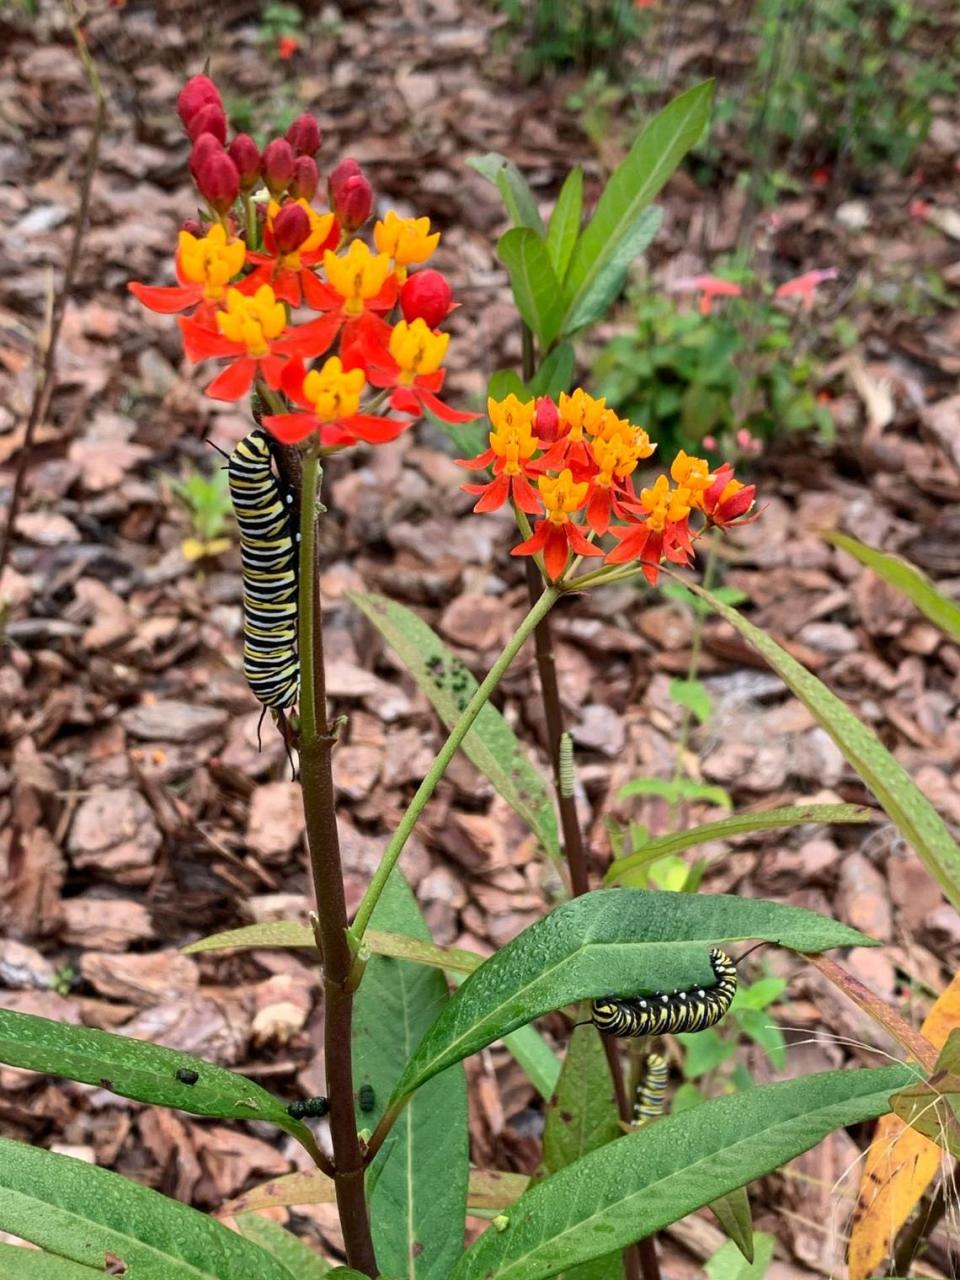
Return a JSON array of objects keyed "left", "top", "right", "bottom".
[{"left": 2, "top": 0, "right": 960, "bottom": 1273}]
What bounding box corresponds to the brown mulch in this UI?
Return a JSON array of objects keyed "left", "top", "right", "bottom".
[{"left": 2, "top": 0, "right": 960, "bottom": 1272}]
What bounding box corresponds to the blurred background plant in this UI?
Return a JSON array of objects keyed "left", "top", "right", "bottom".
[
  {"left": 168, "top": 462, "right": 234, "bottom": 564},
  {"left": 492, "top": 0, "right": 651, "bottom": 80}
]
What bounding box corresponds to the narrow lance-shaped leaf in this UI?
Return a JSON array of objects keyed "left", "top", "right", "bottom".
[
  {"left": 561, "top": 81, "right": 712, "bottom": 334},
  {"left": 529, "top": 341, "right": 575, "bottom": 400},
  {"left": 497, "top": 227, "right": 565, "bottom": 349},
  {"left": 605, "top": 804, "right": 876, "bottom": 883},
  {"left": 0, "top": 1008, "right": 314, "bottom": 1148},
  {"left": 0, "top": 1139, "right": 292, "bottom": 1280},
  {"left": 466, "top": 152, "right": 546, "bottom": 234},
  {"left": 389, "top": 889, "right": 874, "bottom": 1104},
  {"left": 691, "top": 582, "right": 960, "bottom": 913},
  {"left": 235, "top": 1215, "right": 331, "bottom": 1280},
  {"left": 451, "top": 1066, "right": 915, "bottom": 1280},
  {"left": 349, "top": 591, "right": 561, "bottom": 860},
  {"left": 184, "top": 920, "right": 316, "bottom": 953},
  {"left": 546, "top": 167, "right": 583, "bottom": 281},
  {"left": 824, "top": 531, "right": 960, "bottom": 642},
  {"left": 353, "top": 871, "right": 468, "bottom": 1280},
  {"left": 562, "top": 206, "right": 662, "bottom": 335}
]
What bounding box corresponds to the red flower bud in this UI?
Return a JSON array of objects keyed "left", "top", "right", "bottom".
[
  {"left": 289, "top": 155, "right": 319, "bottom": 202},
  {"left": 535, "top": 396, "right": 561, "bottom": 444},
  {"left": 189, "top": 132, "right": 223, "bottom": 181},
  {"left": 177, "top": 74, "right": 222, "bottom": 130},
  {"left": 400, "top": 269, "right": 452, "bottom": 330},
  {"left": 328, "top": 158, "right": 373, "bottom": 233},
  {"left": 262, "top": 138, "right": 296, "bottom": 196},
  {"left": 181, "top": 217, "right": 205, "bottom": 237},
  {"left": 228, "top": 134, "right": 261, "bottom": 190},
  {"left": 273, "top": 202, "right": 311, "bottom": 255},
  {"left": 195, "top": 149, "right": 240, "bottom": 214},
  {"left": 286, "top": 113, "right": 321, "bottom": 156},
  {"left": 186, "top": 102, "right": 227, "bottom": 144}
]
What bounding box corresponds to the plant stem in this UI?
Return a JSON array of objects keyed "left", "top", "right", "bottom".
[
  {"left": 351, "top": 584, "right": 560, "bottom": 943},
  {"left": 669, "top": 542, "right": 718, "bottom": 828},
  {"left": 297, "top": 450, "right": 377, "bottom": 1276}
]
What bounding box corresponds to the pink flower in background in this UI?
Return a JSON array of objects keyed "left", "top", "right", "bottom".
[
  {"left": 671, "top": 275, "right": 743, "bottom": 316},
  {"left": 774, "top": 268, "right": 838, "bottom": 310},
  {"left": 909, "top": 197, "right": 932, "bottom": 220},
  {"left": 735, "top": 428, "right": 763, "bottom": 457}
]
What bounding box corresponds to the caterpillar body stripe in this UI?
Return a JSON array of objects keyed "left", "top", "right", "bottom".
[
  {"left": 591, "top": 947, "right": 737, "bottom": 1038},
  {"left": 633, "top": 1053, "right": 669, "bottom": 1125},
  {"left": 227, "top": 428, "right": 300, "bottom": 710}
]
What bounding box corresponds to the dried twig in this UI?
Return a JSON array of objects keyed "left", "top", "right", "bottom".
[{"left": 0, "top": 6, "right": 106, "bottom": 587}]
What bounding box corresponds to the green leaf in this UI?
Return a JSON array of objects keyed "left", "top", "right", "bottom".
[
  {"left": 543, "top": 1025, "right": 621, "bottom": 1174},
  {"left": 497, "top": 227, "right": 565, "bottom": 349},
  {"left": 562, "top": 207, "right": 662, "bottom": 335},
  {"left": 235, "top": 1215, "right": 331, "bottom": 1278},
  {"left": 705, "top": 1231, "right": 774, "bottom": 1280},
  {"left": 561, "top": 82, "right": 713, "bottom": 334},
  {"left": 617, "top": 777, "right": 732, "bottom": 809},
  {"left": 823, "top": 531, "right": 960, "bottom": 641},
  {"left": 529, "top": 342, "right": 575, "bottom": 400},
  {"left": 502, "top": 1020, "right": 562, "bottom": 1100},
  {"left": 0, "top": 1244, "right": 104, "bottom": 1280},
  {"left": 669, "top": 677, "right": 712, "bottom": 724},
  {"left": 542, "top": 1025, "right": 624, "bottom": 1280},
  {"left": 708, "top": 1187, "right": 755, "bottom": 1264},
  {"left": 366, "top": 929, "right": 483, "bottom": 975},
  {"left": 450, "top": 1066, "right": 913, "bottom": 1280},
  {"left": 389, "top": 890, "right": 874, "bottom": 1104},
  {"left": 0, "top": 1008, "right": 310, "bottom": 1143},
  {"left": 0, "top": 1138, "right": 292, "bottom": 1280},
  {"left": 354, "top": 872, "right": 468, "bottom": 1280},
  {"left": 183, "top": 921, "right": 315, "bottom": 953},
  {"left": 691, "top": 583, "right": 960, "bottom": 913},
  {"left": 326, "top": 1271, "right": 373, "bottom": 1280},
  {"left": 605, "top": 804, "right": 875, "bottom": 883},
  {"left": 546, "top": 167, "right": 583, "bottom": 281},
  {"left": 349, "top": 592, "right": 560, "bottom": 860},
  {"left": 889, "top": 1071, "right": 960, "bottom": 1157},
  {"left": 937, "top": 1027, "right": 960, "bottom": 1073},
  {"left": 468, "top": 153, "right": 546, "bottom": 235},
  {"left": 487, "top": 369, "right": 529, "bottom": 404}
]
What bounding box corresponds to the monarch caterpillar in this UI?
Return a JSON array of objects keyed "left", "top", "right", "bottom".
[
  {"left": 591, "top": 947, "right": 739, "bottom": 1038},
  {"left": 358, "top": 1083, "right": 376, "bottom": 1112},
  {"left": 558, "top": 732, "right": 575, "bottom": 800},
  {"left": 633, "top": 1053, "right": 669, "bottom": 1125},
  {"left": 287, "top": 1096, "right": 329, "bottom": 1120},
  {"left": 227, "top": 428, "right": 300, "bottom": 712}
]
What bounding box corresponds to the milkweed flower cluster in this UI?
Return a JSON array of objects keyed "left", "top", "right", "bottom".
[
  {"left": 129, "top": 73, "right": 477, "bottom": 448},
  {"left": 458, "top": 391, "right": 757, "bottom": 584}
]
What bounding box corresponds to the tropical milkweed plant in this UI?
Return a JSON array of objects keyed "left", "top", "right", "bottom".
[{"left": 2, "top": 63, "right": 960, "bottom": 1280}]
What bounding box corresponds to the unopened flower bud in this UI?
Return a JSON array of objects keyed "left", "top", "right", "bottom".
[
  {"left": 535, "top": 396, "right": 561, "bottom": 444},
  {"left": 189, "top": 132, "right": 223, "bottom": 181},
  {"left": 328, "top": 158, "right": 373, "bottom": 233},
  {"left": 228, "top": 134, "right": 261, "bottom": 190},
  {"left": 186, "top": 102, "right": 227, "bottom": 144},
  {"left": 177, "top": 74, "right": 222, "bottom": 130},
  {"left": 195, "top": 149, "right": 240, "bottom": 214},
  {"left": 273, "top": 202, "right": 311, "bottom": 255},
  {"left": 289, "top": 155, "right": 319, "bottom": 202},
  {"left": 262, "top": 138, "right": 296, "bottom": 196},
  {"left": 400, "top": 269, "right": 452, "bottom": 330},
  {"left": 286, "top": 113, "right": 321, "bottom": 156}
]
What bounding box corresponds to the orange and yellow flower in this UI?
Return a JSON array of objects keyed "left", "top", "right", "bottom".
[
  {"left": 178, "top": 283, "right": 337, "bottom": 400},
  {"left": 458, "top": 395, "right": 543, "bottom": 514},
  {"left": 374, "top": 211, "right": 440, "bottom": 280},
  {"left": 349, "top": 318, "right": 479, "bottom": 424},
  {"left": 128, "top": 224, "right": 246, "bottom": 318},
  {"left": 245, "top": 198, "right": 339, "bottom": 308},
  {"left": 263, "top": 356, "right": 409, "bottom": 447},
  {"left": 511, "top": 468, "right": 603, "bottom": 580}
]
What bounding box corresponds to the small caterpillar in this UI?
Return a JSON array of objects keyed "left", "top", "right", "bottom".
[
  {"left": 287, "top": 1096, "right": 329, "bottom": 1120},
  {"left": 176, "top": 1067, "right": 199, "bottom": 1085},
  {"left": 558, "top": 732, "right": 575, "bottom": 800},
  {"left": 633, "top": 1053, "right": 669, "bottom": 1125},
  {"left": 358, "top": 1083, "right": 376, "bottom": 1113},
  {"left": 591, "top": 947, "right": 738, "bottom": 1038}
]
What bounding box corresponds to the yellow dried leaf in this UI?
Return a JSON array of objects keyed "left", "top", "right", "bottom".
[{"left": 848, "top": 971, "right": 960, "bottom": 1280}]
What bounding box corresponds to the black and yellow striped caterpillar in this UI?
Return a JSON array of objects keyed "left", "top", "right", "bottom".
[
  {"left": 591, "top": 947, "right": 738, "bottom": 1038},
  {"left": 227, "top": 428, "right": 300, "bottom": 712},
  {"left": 633, "top": 1053, "right": 669, "bottom": 1125}
]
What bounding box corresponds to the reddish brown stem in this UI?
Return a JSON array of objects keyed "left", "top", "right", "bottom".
[
  {"left": 297, "top": 454, "right": 376, "bottom": 1275},
  {"left": 0, "top": 19, "right": 105, "bottom": 586}
]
